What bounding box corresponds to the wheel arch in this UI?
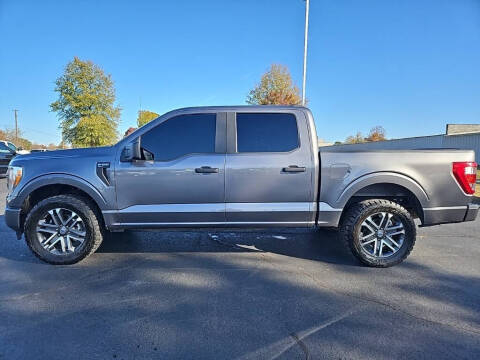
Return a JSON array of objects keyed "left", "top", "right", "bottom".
[
  {"left": 337, "top": 173, "right": 428, "bottom": 225},
  {"left": 16, "top": 174, "right": 108, "bottom": 232}
]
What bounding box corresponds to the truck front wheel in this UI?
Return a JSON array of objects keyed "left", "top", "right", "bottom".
[
  {"left": 340, "top": 199, "right": 416, "bottom": 267},
  {"left": 24, "top": 194, "right": 104, "bottom": 265}
]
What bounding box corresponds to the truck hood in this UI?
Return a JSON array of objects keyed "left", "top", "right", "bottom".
[{"left": 12, "top": 146, "right": 114, "bottom": 163}]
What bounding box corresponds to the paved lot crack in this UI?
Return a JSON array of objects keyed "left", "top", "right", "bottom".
[
  {"left": 238, "top": 308, "right": 359, "bottom": 360},
  {"left": 289, "top": 332, "right": 310, "bottom": 360},
  {"left": 301, "top": 270, "right": 480, "bottom": 336}
]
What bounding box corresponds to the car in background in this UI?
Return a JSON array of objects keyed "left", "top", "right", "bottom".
[
  {"left": 3, "top": 141, "right": 30, "bottom": 155},
  {"left": 0, "top": 141, "right": 16, "bottom": 177}
]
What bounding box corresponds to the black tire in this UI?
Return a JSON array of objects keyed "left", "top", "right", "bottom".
[
  {"left": 339, "top": 199, "right": 416, "bottom": 267},
  {"left": 24, "top": 194, "right": 104, "bottom": 265}
]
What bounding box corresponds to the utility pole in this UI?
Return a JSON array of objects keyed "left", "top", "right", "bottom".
[
  {"left": 302, "top": 0, "right": 310, "bottom": 106},
  {"left": 13, "top": 109, "right": 19, "bottom": 142}
]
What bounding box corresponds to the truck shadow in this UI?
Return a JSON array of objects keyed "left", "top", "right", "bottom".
[
  {"left": 4, "top": 210, "right": 476, "bottom": 268},
  {"left": 0, "top": 213, "right": 357, "bottom": 266},
  {"left": 97, "top": 228, "right": 359, "bottom": 266}
]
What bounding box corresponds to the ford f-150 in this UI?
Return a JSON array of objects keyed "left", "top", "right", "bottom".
[{"left": 5, "top": 106, "right": 478, "bottom": 266}]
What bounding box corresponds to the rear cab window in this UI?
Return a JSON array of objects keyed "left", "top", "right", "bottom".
[{"left": 236, "top": 113, "right": 299, "bottom": 153}]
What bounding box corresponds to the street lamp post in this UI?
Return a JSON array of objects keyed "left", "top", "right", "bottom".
[{"left": 302, "top": 0, "right": 310, "bottom": 106}]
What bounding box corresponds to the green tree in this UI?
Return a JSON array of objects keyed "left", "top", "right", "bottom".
[
  {"left": 137, "top": 110, "right": 159, "bottom": 127},
  {"left": 16, "top": 137, "right": 32, "bottom": 150},
  {"left": 50, "top": 57, "right": 121, "bottom": 148},
  {"left": 247, "top": 64, "right": 303, "bottom": 105}
]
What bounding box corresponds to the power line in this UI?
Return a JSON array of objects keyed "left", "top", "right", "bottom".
[
  {"left": 0, "top": 124, "right": 58, "bottom": 137},
  {"left": 0, "top": 123, "right": 60, "bottom": 145}
]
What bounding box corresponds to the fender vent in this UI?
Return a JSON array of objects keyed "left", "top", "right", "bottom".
[{"left": 96, "top": 162, "right": 111, "bottom": 186}]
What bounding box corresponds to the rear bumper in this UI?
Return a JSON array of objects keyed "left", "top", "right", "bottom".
[
  {"left": 5, "top": 207, "right": 22, "bottom": 232},
  {"left": 464, "top": 203, "right": 479, "bottom": 222},
  {"left": 422, "top": 203, "right": 479, "bottom": 226}
]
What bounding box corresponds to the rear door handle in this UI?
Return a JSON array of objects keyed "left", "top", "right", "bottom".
[
  {"left": 282, "top": 165, "right": 306, "bottom": 173},
  {"left": 195, "top": 166, "right": 219, "bottom": 174}
]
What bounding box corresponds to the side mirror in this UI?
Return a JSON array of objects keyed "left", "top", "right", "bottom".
[{"left": 120, "top": 137, "right": 142, "bottom": 162}]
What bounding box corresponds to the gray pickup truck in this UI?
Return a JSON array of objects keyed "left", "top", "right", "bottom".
[{"left": 5, "top": 106, "right": 478, "bottom": 266}]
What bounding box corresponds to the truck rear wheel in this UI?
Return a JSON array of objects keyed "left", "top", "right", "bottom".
[
  {"left": 340, "top": 199, "right": 416, "bottom": 267},
  {"left": 24, "top": 194, "right": 104, "bottom": 265}
]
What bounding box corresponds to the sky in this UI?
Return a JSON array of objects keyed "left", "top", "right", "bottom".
[{"left": 0, "top": 0, "right": 479, "bottom": 145}]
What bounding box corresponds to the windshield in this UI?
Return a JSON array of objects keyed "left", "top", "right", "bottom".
[
  {"left": 7, "top": 142, "right": 17, "bottom": 151},
  {"left": 0, "top": 142, "right": 11, "bottom": 153}
]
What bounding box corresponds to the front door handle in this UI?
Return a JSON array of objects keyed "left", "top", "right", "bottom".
[
  {"left": 195, "top": 166, "right": 219, "bottom": 174},
  {"left": 282, "top": 165, "right": 306, "bottom": 173}
]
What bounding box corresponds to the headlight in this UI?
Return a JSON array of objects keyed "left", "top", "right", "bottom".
[{"left": 7, "top": 166, "right": 23, "bottom": 194}]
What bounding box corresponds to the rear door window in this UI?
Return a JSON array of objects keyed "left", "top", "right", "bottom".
[{"left": 236, "top": 113, "right": 299, "bottom": 153}]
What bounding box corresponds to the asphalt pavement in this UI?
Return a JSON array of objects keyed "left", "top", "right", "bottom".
[{"left": 0, "top": 178, "right": 479, "bottom": 359}]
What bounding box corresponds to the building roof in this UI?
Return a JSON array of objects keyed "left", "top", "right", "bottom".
[{"left": 446, "top": 124, "right": 480, "bottom": 135}]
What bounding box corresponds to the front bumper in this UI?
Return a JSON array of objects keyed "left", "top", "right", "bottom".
[{"left": 5, "top": 207, "right": 22, "bottom": 232}]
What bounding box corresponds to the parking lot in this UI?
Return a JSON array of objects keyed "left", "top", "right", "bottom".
[{"left": 0, "top": 178, "right": 479, "bottom": 359}]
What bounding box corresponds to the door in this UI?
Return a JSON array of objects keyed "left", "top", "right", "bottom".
[
  {"left": 225, "top": 111, "right": 315, "bottom": 226},
  {"left": 114, "top": 112, "right": 226, "bottom": 226}
]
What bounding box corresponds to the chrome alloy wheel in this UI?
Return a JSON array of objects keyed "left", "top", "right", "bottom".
[
  {"left": 36, "top": 208, "right": 86, "bottom": 255},
  {"left": 359, "top": 212, "right": 405, "bottom": 258}
]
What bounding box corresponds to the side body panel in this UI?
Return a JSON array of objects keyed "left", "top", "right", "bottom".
[{"left": 224, "top": 108, "right": 317, "bottom": 226}]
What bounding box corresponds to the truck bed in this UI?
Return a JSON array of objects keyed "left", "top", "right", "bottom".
[{"left": 318, "top": 148, "right": 477, "bottom": 226}]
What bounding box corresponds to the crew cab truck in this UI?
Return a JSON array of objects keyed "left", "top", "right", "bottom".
[{"left": 5, "top": 106, "right": 479, "bottom": 266}]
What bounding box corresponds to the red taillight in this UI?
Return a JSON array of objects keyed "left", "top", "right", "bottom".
[{"left": 452, "top": 162, "right": 477, "bottom": 195}]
